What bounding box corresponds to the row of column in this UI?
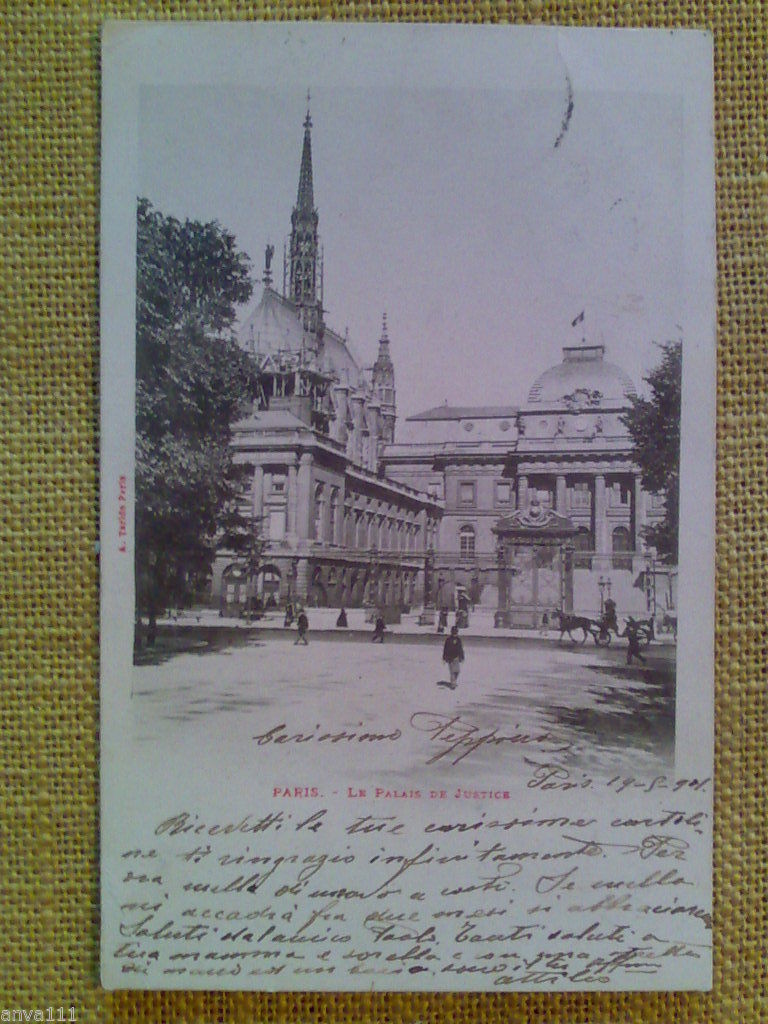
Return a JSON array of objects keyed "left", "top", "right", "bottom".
[
  {"left": 251, "top": 456, "right": 435, "bottom": 552},
  {"left": 517, "top": 472, "right": 645, "bottom": 553},
  {"left": 344, "top": 510, "right": 421, "bottom": 552}
]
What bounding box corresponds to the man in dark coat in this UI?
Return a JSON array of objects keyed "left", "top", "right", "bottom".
[
  {"left": 372, "top": 613, "right": 386, "bottom": 643},
  {"left": 622, "top": 617, "right": 646, "bottom": 664},
  {"left": 336, "top": 607, "right": 348, "bottom": 628},
  {"left": 442, "top": 626, "right": 465, "bottom": 688},
  {"left": 295, "top": 609, "right": 309, "bottom": 645}
]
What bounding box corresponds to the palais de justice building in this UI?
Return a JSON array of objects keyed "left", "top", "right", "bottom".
[{"left": 213, "top": 107, "right": 673, "bottom": 626}]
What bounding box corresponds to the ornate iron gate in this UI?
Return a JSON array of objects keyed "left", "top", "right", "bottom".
[
  {"left": 493, "top": 498, "right": 577, "bottom": 628},
  {"left": 506, "top": 543, "right": 564, "bottom": 627}
]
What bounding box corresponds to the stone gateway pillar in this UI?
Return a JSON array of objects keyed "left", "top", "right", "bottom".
[
  {"left": 562, "top": 544, "right": 574, "bottom": 613},
  {"left": 494, "top": 541, "right": 510, "bottom": 628}
]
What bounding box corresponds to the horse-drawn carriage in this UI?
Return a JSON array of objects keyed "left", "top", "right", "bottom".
[{"left": 553, "top": 608, "right": 654, "bottom": 647}]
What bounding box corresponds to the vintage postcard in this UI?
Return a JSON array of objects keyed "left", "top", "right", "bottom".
[{"left": 100, "top": 23, "right": 715, "bottom": 991}]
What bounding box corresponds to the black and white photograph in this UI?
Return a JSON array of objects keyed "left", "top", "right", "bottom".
[{"left": 100, "top": 22, "right": 715, "bottom": 992}]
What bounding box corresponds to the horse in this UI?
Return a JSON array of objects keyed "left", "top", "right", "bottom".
[{"left": 553, "top": 609, "right": 592, "bottom": 644}]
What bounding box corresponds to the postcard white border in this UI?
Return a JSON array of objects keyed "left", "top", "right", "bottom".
[{"left": 100, "top": 22, "right": 715, "bottom": 992}]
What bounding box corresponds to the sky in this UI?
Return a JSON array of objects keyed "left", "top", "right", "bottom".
[{"left": 138, "top": 64, "right": 684, "bottom": 419}]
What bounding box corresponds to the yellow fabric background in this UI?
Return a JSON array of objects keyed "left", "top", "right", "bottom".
[{"left": 1, "top": 2, "right": 765, "bottom": 1021}]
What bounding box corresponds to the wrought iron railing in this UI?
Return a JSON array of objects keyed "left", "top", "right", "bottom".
[
  {"left": 306, "top": 545, "right": 426, "bottom": 565},
  {"left": 431, "top": 548, "right": 648, "bottom": 573}
]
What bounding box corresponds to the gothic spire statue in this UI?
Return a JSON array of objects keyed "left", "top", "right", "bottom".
[
  {"left": 289, "top": 95, "right": 320, "bottom": 329},
  {"left": 262, "top": 243, "right": 275, "bottom": 287},
  {"left": 296, "top": 94, "right": 314, "bottom": 213},
  {"left": 373, "top": 313, "right": 397, "bottom": 442},
  {"left": 373, "top": 313, "right": 394, "bottom": 378}
]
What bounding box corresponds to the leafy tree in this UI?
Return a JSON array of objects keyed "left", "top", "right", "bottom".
[
  {"left": 135, "top": 198, "right": 260, "bottom": 636},
  {"left": 622, "top": 340, "right": 682, "bottom": 563}
]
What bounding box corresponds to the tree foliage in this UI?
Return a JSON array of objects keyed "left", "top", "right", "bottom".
[
  {"left": 622, "top": 340, "right": 682, "bottom": 562},
  {"left": 135, "top": 198, "right": 259, "bottom": 622}
]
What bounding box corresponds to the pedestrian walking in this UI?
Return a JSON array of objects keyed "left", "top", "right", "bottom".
[
  {"left": 621, "top": 617, "right": 646, "bottom": 665},
  {"left": 442, "top": 625, "right": 465, "bottom": 688},
  {"left": 437, "top": 608, "right": 448, "bottom": 634},
  {"left": 284, "top": 601, "right": 295, "bottom": 628},
  {"left": 372, "top": 613, "right": 386, "bottom": 643},
  {"left": 603, "top": 597, "right": 618, "bottom": 634},
  {"left": 295, "top": 608, "right": 309, "bottom": 645}
]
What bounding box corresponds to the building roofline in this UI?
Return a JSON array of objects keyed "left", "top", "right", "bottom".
[
  {"left": 406, "top": 404, "right": 519, "bottom": 422},
  {"left": 346, "top": 464, "right": 443, "bottom": 510}
]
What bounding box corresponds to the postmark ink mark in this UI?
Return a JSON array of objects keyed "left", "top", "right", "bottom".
[{"left": 554, "top": 73, "right": 574, "bottom": 148}]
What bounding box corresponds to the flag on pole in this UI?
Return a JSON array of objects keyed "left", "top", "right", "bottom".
[{"left": 571, "top": 310, "right": 585, "bottom": 327}]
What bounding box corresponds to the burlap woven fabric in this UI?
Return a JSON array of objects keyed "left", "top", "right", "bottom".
[{"left": 1, "top": 2, "right": 765, "bottom": 1022}]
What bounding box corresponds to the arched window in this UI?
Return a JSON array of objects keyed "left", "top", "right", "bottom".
[
  {"left": 612, "top": 525, "right": 632, "bottom": 570},
  {"left": 328, "top": 488, "right": 339, "bottom": 545},
  {"left": 313, "top": 484, "right": 325, "bottom": 541},
  {"left": 342, "top": 506, "right": 350, "bottom": 547},
  {"left": 459, "top": 525, "right": 476, "bottom": 560},
  {"left": 356, "top": 511, "right": 367, "bottom": 549}
]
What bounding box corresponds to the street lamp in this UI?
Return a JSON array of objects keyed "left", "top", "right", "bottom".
[
  {"left": 598, "top": 575, "right": 611, "bottom": 617},
  {"left": 244, "top": 529, "right": 266, "bottom": 626}
]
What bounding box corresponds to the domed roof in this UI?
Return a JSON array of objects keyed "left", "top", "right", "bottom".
[
  {"left": 237, "top": 286, "right": 361, "bottom": 383},
  {"left": 527, "top": 344, "right": 637, "bottom": 406},
  {"left": 239, "top": 286, "right": 312, "bottom": 357}
]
